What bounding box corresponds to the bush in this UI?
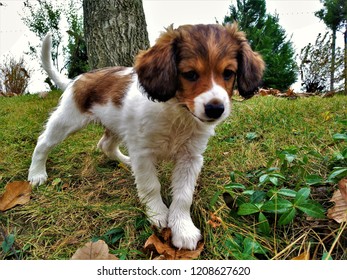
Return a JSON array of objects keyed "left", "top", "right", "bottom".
[{"left": 0, "top": 56, "right": 31, "bottom": 95}]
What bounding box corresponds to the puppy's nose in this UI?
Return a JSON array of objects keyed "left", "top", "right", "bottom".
[{"left": 204, "top": 99, "right": 225, "bottom": 119}]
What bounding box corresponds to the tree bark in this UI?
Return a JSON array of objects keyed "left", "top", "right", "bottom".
[
  {"left": 344, "top": 24, "right": 347, "bottom": 95},
  {"left": 330, "top": 29, "right": 336, "bottom": 92},
  {"left": 83, "top": 0, "right": 149, "bottom": 69}
]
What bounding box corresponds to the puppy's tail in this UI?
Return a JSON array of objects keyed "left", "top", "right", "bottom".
[{"left": 41, "top": 33, "right": 71, "bottom": 91}]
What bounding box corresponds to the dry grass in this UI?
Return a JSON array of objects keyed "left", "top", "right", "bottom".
[{"left": 0, "top": 92, "right": 346, "bottom": 259}]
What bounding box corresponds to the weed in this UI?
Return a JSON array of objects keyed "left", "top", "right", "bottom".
[
  {"left": 216, "top": 119, "right": 347, "bottom": 259},
  {"left": 0, "top": 56, "right": 31, "bottom": 95}
]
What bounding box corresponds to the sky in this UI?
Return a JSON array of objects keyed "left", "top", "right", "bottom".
[{"left": 0, "top": 0, "right": 344, "bottom": 92}]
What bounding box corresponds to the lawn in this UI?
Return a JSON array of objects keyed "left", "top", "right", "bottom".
[{"left": 0, "top": 92, "right": 346, "bottom": 259}]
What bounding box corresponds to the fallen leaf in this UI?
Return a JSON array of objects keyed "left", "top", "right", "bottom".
[
  {"left": 292, "top": 251, "right": 310, "bottom": 260},
  {"left": 338, "top": 178, "right": 347, "bottom": 201},
  {"left": 71, "top": 240, "right": 118, "bottom": 260},
  {"left": 207, "top": 212, "right": 222, "bottom": 229},
  {"left": 327, "top": 188, "right": 347, "bottom": 223},
  {"left": 0, "top": 181, "right": 32, "bottom": 211},
  {"left": 144, "top": 228, "right": 204, "bottom": 260}
]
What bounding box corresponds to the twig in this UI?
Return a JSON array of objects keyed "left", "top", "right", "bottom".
[{"left": 324, "top": 222, "right": 347, "bottom": 260}]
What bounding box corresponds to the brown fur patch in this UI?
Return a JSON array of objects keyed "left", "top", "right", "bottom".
[{"left": 73, "top": 67, "right": 133, "bottom": 113}]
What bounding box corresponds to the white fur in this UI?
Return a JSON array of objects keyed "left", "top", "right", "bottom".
[
  {"left": 193, "top": 81, "right": 231, "bottom": 122},
  {"left": 41, "top": 33, "right": 71, "bottom": 90},
  {"left": 28, "top": 34, "right": 231, "bottom": 250}
]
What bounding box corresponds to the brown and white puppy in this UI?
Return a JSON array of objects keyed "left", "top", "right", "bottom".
[{"left": 28, "top": 24, "right": 264, "bottom": 250}]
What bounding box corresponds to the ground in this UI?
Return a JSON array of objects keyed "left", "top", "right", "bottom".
[{"left": 0, "top": 92, "right": 346, "bottom": 259}]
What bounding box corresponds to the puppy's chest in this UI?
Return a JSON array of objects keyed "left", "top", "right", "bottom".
[{"left": 141, "top": 118, "right": 210, "bottom": 160}]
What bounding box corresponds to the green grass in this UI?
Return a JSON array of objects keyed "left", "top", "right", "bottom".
[{"left": 0, "top": 92, "right": 346, "bottom": 259}]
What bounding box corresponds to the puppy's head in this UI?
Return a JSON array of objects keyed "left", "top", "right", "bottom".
[{"left": 135, "top": 23, "right": 265, "bottom": 123}]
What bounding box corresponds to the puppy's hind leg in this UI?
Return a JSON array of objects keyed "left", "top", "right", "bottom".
[
  {"left": 28, "top": 94, "right": 90, "bottom": 186},
  {"left": 97, "top": 129, "right": 131, "bottom": 165}
]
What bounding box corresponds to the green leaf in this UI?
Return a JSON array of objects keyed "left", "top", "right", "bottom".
[
  {"left": 277, "top": 188, "right": 297, "bottom": 197},
  {"left": 1, "top": 234, "right": 15, "bottom": 254},
  {"left": 322, "top": 251, "right": 333, "bottom": 260},
  {"left": 246, "top": 132, "right": 258, "bottom": 141},
  {"left": 93, "top": 228, "right": 125, "bottom": 245},
  {"left": 258, "top": 212, "right": 270, "bottom": 235},
  {"left": 262, "top": 198, "right": 293, "bottom": 214},
  {"left": 294, "top": 188, "right": 310, "bottom": 205},
  {"left": 341, "top": 147, "right": 347, "bottom": 159},
  {"left": 327, "top": 167, "right": 347, "bottom": 182},
  {"left": 269, "top": 176, "right": 279, "bottom": 186},
  {"left": 250, "top": 191, "right": 266, "bottom": 203},
  {"left": 243, "top": 237, "right": 267, "bottom": 255},
  {"left": 337, "top": 119, "right": 347, "bottom": 126},
  {"left": 225, "top": 237, "right": 242, "bottom": 253},
  {"left": 259, "top": 174, "right": 269, "bottom": 185},
  {"left": 272, "top": 173, "right": 286, "bottom": 180},
  {"left": 225, "top": 183, "right": 246, "bottom": 190},
  {"left": 305, "top": 175, "right": 325, "bottom": 186},
  {"left": 242, "top": 190, "right": 255, "bottom": 196},
  {"left": 285, "top": 154, "right": 296, "bottom": 163},
  {"left": 296, "top": 201, "right": 325, "bottom": 219},
  {"left": 332, "top": 133, "right": 347, "bottom": 141},
  {"left": 237, "top": 203, "right": 260, "bottom": 215},
  {"left": 277, "top": 148, "right": 298, "bottom": 163},
  {"left": 278, "top": 208, "right": 296, "bottom": 225}
]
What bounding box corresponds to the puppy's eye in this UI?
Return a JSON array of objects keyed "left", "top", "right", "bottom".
[
  {"left": 181, "top": 71, "right": 199, "bottom": 82},
  {"left": 223, "top": 69, "right": 234, "bottom": 81}
]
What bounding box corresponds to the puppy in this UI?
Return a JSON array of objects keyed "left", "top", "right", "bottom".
[{"left": 28, "top": 24, "right": 264, "bottom": 250}]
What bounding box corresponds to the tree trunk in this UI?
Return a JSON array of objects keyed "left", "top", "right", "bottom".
[
  {"left": 344, "top": 24, "right": 347, "bottom": 95},
  {"left": 83, "top": 0, "right": 149, "bottom": 69},
  {"left": 330, "top": 28, "right": 336, "bottom": 92}
]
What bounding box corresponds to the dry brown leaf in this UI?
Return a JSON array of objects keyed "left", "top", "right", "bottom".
[
  {"left": 144, "top": 228, "right": 204, "bottom": 260},
  {"left": 207, "top": 212, "right": 222, "bottom": 229},
  {"left": 291, "top": 251, "right": 310, "bottom": 260},
  {"left": 71, "top": 240, "right": 118, "bottom": 260},
  {"left": 0, "top": 181, "right": 32, "bottom": 211},
  {"left": 327, "top": 188, "right": 347, "bottom": 223},
  {"left": 338, "top": 178, "right": 347, "bottom": 201}
]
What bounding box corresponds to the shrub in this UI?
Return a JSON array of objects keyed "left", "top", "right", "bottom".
[{"left": 0, "top": 56, "right": 31, "bottom": 95}]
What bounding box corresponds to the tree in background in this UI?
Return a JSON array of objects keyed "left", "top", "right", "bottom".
[
  {"left": 224, "top": 0, "right": 298, "bottom": 91},
  {"left": 83, "top": 0, "right": 149, "bottom": 68},
  {"left": 22, "top": 0, "right": 62, "bottom": 70},
  {"left": 64, "top": 0, "right": 89, "bottom": 78},
  {"left": 300, "top": 32, "right": 344, "bottom": 93},
  {"left": 22, "top": 0, "right": 89, "bottom": 84},
  {"left": 315, "top": 0, "right": 347, "bottom": 93}
]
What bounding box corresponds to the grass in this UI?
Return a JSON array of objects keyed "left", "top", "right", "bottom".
[{"left": 0, "top": 91, "right": 346, "bottom": 259}]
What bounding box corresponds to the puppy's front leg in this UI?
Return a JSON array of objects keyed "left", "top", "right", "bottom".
[
  {"left": 132, "top": 156, "right": 169, "bottom": 228},
  {"left": 169, "top": 154, "right": 203, "bottom": 250}
]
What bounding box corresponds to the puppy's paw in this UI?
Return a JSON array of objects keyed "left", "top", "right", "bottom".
[
  {"left": 147, "top": 204, "right": 169, "bottom": 228},
  {"left": 169, "top": 218, "right": 202, "bottom": 250},
  {"left": 28, "top": 172, "right": 47, "bottom": 186}
]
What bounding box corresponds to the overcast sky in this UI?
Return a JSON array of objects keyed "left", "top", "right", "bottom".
[{"left": 0, "top": 0, "right": 344, "bottom": 92}]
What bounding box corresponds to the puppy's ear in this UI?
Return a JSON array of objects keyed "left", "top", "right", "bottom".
[
  {"left": 237, "top": 41, "right": 265, "bottom": 99},
  {"left": 226, "top": 23, "right": 265, "bottom": 99},
  {"left": 134, "top": 26, "right": 178, "bottom": 102}
]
